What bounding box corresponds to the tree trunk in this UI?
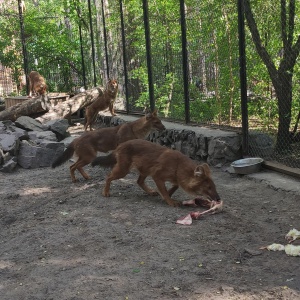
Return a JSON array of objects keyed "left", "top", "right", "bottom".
[
  {"left": 274, "top": 70, "right": 293, "bottom": 153},
  {"left": 244, "top": 0, "right": 300, "bottom": 154},
  {"left": 0, "top": 87, "right": 103, "bottom": 124}
]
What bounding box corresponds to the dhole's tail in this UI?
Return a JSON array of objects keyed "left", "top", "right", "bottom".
[
  {"left": 51, "top": 143, "right": 75, "bottom": 168},
  {"left": 91, "top": 153, "right": 117, "bottom": 168}
]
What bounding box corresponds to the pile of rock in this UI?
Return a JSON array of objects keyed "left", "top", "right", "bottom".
[
  {"left": 1, "top": 113, "right": 246, "bottom": 173},
  {"left": 0, "top": 116, "right": 71, "bottom": 172}
]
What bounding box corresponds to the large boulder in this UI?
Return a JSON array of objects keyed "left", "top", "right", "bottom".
[
  {"left": 45, "top": 119, "right": 70, "bottom": 141},
  {"left": 0, "top": 116, "right": 71, "bottom": 172},
  {"left": 0, "top": 134, "right": 20, "bottom": 155},
  {"left": 17, "top": 140, "right": 65, "bottom": 169},
  {"left": 15, "top": 116, "right": 48, "bottom": 132}
]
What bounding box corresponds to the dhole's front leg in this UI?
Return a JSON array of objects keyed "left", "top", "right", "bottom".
[
  {"left": 137, "top": 175, "right": 159, "bottom": 196},
  {"left": 109, "top": 103, "right": 116, "bottom": 116},
  {"left": 152, "top": 177, "right": 181, "bottom": 207}
]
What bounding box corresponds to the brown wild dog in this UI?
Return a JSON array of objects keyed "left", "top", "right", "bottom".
[
  {"left": 84, "top": 79, "right": 118, "bottom": 131},
  {"left": 51, "top": 110, "right": 165, "bottom": 182},
  {"left": 28, "top": 71, "right": 47, "bottom": 97},
  {"left": 91, "top": 139, "right": 220, "bottom": 207}
]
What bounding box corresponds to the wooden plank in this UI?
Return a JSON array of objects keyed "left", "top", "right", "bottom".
[
  {"left": 263, "top": 161, "right": 300, "bottom": 179},
  {"left": 5, "top": 96, "right": 28, "bottom": 108}
]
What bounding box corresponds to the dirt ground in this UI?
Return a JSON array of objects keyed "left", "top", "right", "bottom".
[{"left": 1, "top": 124, "right": 300, "bottom": 300}]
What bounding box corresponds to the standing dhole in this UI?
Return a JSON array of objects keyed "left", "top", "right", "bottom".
[
  {"left": 28, "top": 71, "right": 47, "bottom": 97},
  {"left": 84, "top": 79, "right": 118, "bottom": 131},
  {"left": 51, "top": 110, "right": 165, "bottom": 182},
  {"left": 91, "top": 139, "right": 220, "bottom": 207}
]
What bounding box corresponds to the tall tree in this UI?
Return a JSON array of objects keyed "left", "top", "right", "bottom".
[{"left": 244, "top": 0, "right": 300, "bottom": 152}]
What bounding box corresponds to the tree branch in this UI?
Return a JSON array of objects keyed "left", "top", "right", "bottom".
[
  {"left": 288, "top": 0, "right": 295, "bottom": 46},
  {"left": 244, "top": 0, "right": 277, "bottom": 79}
]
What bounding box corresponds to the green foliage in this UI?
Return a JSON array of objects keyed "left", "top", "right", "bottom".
[{"left": 1, "top": 0, "right": 299, "bottom": 136}]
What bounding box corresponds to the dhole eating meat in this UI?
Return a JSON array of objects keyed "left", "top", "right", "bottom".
[
  {"left": 28, "top": 71, "right": 47, "bottom": 97},
  {"left": 51, "top": 110, "right": 165, "bottom": 182},
  {"left": 91, "top": 139, "right": 220, "bottom": 207},
  {"left": 84, "top": 79, "right": 118, "bottom": 131}
]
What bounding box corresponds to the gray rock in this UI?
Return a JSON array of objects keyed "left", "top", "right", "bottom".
[
  {"left": 0, "top": 157, "right": 18, "bottom": 173},
  {"left": 0, "top": 134, "right": 19, "bottom": 155},
  {"left": 15, "top": 116, "right": 48, "bottom": 132},
  {"left": 28, "top": 131, "right": 57, "bottom": 142},
  {"left": 60, "top": 135, "right": 79, "bottom": 147},
  {"left": 17, "top": 139, "right": 65, "bottom": 168},
  {"left": 38, "top": 140, "right": 65, "bottom": 167},
  {"left": 17, "top": 140, "right": 40, "bottom": 169},
  {"left": 207, "top": 136, "right": 242, "bottom": 166},
  {"left": 0, "top": 117, "right": 71, "bottom": 171},
  {"left": 45, "top": 119, "right": 70, "bottom": 140},
  {"left": 5, "top": 125, "right": 28, "bottom": 140}
]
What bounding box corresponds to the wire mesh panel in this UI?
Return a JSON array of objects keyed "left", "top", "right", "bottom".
[
  {"left": 244, "top": 0, "right": 300, "bottom": 168},
  {"left": 119, "top": 0, "right": 151, "bottom": 113},
  {"left": 146, "top": 1, "right": 184, "bottom": 119},
  {"left": 94, "top": 0, "right": 127, "bottom": 111},
  {"left": 1, "top": 0, "right": 300, "bottom": 170},
  {"left": 185, "top": 1, "right": 241, "bottom": 126},
  {"left": 23, "top": 1, "right": 87, "bottom": 92}
]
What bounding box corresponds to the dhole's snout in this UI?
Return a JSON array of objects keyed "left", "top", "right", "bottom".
[
  {"left": 153, "top": 122, "right": 165, "bottom": 131},
  {"left": 208, "top": 190, "right": 220, "bottom": 201}
]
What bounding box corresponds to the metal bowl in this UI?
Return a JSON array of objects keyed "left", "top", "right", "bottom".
[{"left": 231, "top": 157, "right": 264, "bottom": 175}]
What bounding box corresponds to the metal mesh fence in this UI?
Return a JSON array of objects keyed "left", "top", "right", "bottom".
[
  {"left": 185, "top": 2, "right": 241, "bottom": 126},
  {"left": 244, "top": 0, "right": 300, "bottom": 168},
  {"left": 0, "top": 0, "right": 300, "bottom": 170}
]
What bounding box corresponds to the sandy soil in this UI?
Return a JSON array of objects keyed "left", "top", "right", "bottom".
[{"left": 1, "top": 124, "right": 300, "bottom": 300}]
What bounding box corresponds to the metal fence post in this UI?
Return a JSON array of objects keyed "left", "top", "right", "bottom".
[
  {"left": 18, "top": 0, "right": 29, "bottom": 95},
  {"left": 88, "top": 0, "right": 97, "bottom": 86},
  {"left": 237, "top": 0, "right": 249, "bottom": 156},
  {"left": 142, "top": 0, "right": 155, "bottom": 112},
  {"left": 101, "top": 0, "right": 110, "bottom": 79},
  {"left": 119, "top": 0, "right": 129, "bottom": 113},
  {"left": 179, "top": 0, "right": 190, "bottom": 124}
]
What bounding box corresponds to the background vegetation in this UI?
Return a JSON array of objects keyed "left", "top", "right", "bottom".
[{"left": 0, "top": 0, "right": 300, "bottom": 165}]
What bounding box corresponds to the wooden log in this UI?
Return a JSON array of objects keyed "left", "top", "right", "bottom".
[
  {"left": 0, "top": 87, "right": 103, "bottom": 123},
  {"left": 36, "top": 87, "right": 104, "bottom": 123},
  {"left": 0, "top": 96, "right": 46, "bottom": 122}
]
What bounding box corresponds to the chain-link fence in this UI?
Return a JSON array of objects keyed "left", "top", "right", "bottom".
[
  {"left": 0, "top": 0, "right": 299, "bottom": 170},
  {"left": 243, "top": 0, "right": 300, "bottom": 168}
]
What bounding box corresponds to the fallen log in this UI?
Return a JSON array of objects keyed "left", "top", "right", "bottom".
[
  {"left": 0, "top": 87, "right": 103, "bottom": 124},
  {"left": 36, "top": 87, "right": 104, "bottom": 123},
  {"left": 0, "top": 96, "right": 46, "bottom": 122}
]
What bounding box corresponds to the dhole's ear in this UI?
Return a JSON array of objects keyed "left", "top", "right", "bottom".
[
  {"left": 194, "top": 164, "right": 211, "bottom": 177},
  {"left": 152, "top": 109, "right": 157, "bottom": 116}
]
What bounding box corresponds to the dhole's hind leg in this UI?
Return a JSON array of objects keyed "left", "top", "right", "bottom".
[
  {"left": 137, "top": 174, "right": 159, "bottom": 196},
  {"left": 70, "top": 160, "right": 90, "bottom": 182},
  {"left": 69, "top": 162, "right": 78, "bottom": 182},
  {"left": 103, "top": 164, "right": 130, "bottom": 197},
  {"left": 152, "top": 176, "right": 181, "bottom": 207},
  {"left": 84, "top": 108, "right": 93, "bottom": 131}
]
